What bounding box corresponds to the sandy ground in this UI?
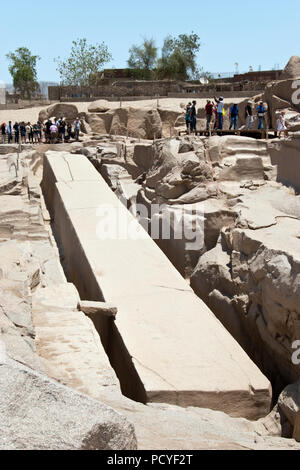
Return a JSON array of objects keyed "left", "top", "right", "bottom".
[{"left": 0, "top": 97, "right": 249, "bottom": 124}]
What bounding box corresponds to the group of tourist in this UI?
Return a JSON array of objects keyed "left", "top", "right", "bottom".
[
  {"left": 185, "top": 98, "right": 289, "bottom": 137},
  {"left": 0, "top": 117, "right": 82, "bottom": 144},
  {"left": 43, "top": 117, "right": 81, "bottom": 144},
  {"left": 1, "top": 121, "right": 42, "bottom": 144}
]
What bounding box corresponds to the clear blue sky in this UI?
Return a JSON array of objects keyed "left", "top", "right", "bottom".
[{"left": 0, "top": 0, "right": 299, "bottom": 83}]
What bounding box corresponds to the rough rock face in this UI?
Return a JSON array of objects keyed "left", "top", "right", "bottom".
[
  {"left": 206, "top": 135, "right": 270, "bottom": 165},
  {"left": 256, "top": 380, "right": 300, "bottom": 439},
  {"left": 157, "top": 107, "right": 183, "bottom": 137},
  {"left": 82, "top": 132, "right": 300, "bottom": 414},
  {"left": 263, "top": 78, "right": 300, "bottom": 128},
  {"left": 0, "top": 144, "right": 32, "bottom": 155},
  {"left": 88, "top": 99, "right": 111, "bottom": 113},
  {"left": 87, "top": 111, "right": 114, "bottom": 134},
  {"left": 0, "top": 358, "right": 137, "bottom": 450},
  {"left": 280, "top": 56, "right": 300, "bottom": 79},
  {"left": 86, "top": 107, "right": 163, "bottom": 139},
  {"left": 83, "top": 104, "right": 184, "bottom": 139},
  {"left": 190, "top": 185, "right": 300, "bottom": 392},
  {"left": 90, "top": 135, "right": 276, "bottom": 277},
  {"left": 110, "top": 107, "right": 162, "bottom": 140},
  {"left": 268, "top": 138, "right": 300, "bottom": 193}
]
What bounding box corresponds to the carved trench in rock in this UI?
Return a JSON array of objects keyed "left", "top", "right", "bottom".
[{"left": 87, "top": 151, "right": 298, "bottom": 403}]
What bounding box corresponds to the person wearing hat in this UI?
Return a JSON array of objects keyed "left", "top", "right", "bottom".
[
  {"left": 256, "top": 101, "right": 265, "bottom": 130},
  {"left": 74, "top": 117, "right": 81, "bottom": 141},
  {"left": 214, "top": 96, "right": 225, "bottom": 130},
  {"left": 245, "top": 100, "right": 253, "bottom": 130}
]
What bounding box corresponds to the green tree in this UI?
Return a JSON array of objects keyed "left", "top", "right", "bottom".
[
  {"left": 6, "top": 47, "right": 40, "bottom": 99},
  {"left": 55, "top": 38, "right": 112, "bottom": 86},
  {"left": 157, "top": 33, "right": 201, "bottom": 80},
  {"left": 128, "top": 38, "right": 158, "bottom": 72}
]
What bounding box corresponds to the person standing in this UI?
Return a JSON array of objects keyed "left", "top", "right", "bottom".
[
  {"left": 1, "top": 123, "right": 6, "bottom": 144},
  {"left": 20, "top": 122, "right": 26, "bottom": 144},
  {"left": 277, "top": 111, "right": 289, "bottom": 139},
  {"left": 13, "top": 122, "right": 20, "bottom": 143},
  {"left": 245, "top": 100, "right": 253, "bottom": 130},
  {"left": 33, "top": 123, "right": 40, "bottom": 143},
  {"left": 50, "top": 122, "right": 58, "bottom": 144},
  {"left": 26, "top": 122, "right": 34, "bottom": 143},
  {"left": 59, "top": 119, "right": 66, "bottom": 142},
  {"left": 37, "top": 121, "right": 42, "bottom": 141},
  {"left": 215, "top": 96, "right": 225, "bottom": 130},
  {"left": 6, "top": 121, "right": 13, "bottom": 144},
  {"left": 190, "top": 101, "right": 197, "bottom": 133},
  {"left": 67, "top": 121, "right": 72, "bottom": 141},
  {"left": 229, "top": 103, "right": 239, "bottom": 130},
  {"left": 257, "top": 101, "right": 265, "bottom": 130},
  {"left": 74, "top": 117, "right": 81, "bottom": 141},
  {"left": 185, "top": 102, "right": 192, "bottom": 132},
  {"left": 213, "top": 103, "right": 218, "bottom": 129},
  {"left": 45, "top": 119, "right": 52, "bottom": 143},
  {"left": 205, "top": 100, "right": 214, "bottom": 132}
]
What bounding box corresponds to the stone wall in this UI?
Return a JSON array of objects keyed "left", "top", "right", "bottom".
[
  {"left": 48, "top": 79, "right": 265, "bottom": 102},
  {"left": 49, "top": 81, "right": 180, "bottom": 101},
  {"left": 268, "top": 139, "right": 300, "bottom": 193}
]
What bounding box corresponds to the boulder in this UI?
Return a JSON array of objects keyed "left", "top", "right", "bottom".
[
  {"left": 86, "top": 112, "right": 114, "bottom": 134},
  {"left": 257, "top": 380, "right": 300, "bottom": 439},
  {"left": 278, "top": 381, "right": 300, "bottom": 429},
  {"left": 155, "top": 167, "right": 187, "bottom": 200},
  {"left": 88, "top": 100, "right": 111, "bottom": 113},
  {"left": 174, "top": 115, "right": 186, "bottom": 129},
  {"left": 38, "top": 109, "right": 48, "bottom": 123},
  {"left": 0, "top": 357, "right": 137, "bottom": 450},
  {"left": 145, "top": 140, "right": 180, "bottom": 189},
  {"left": 264, "top": 79, "right": 300, "bottom": 117},
  {"left": 178, "top": 138, "right": 205, "bottom": 155},
  {"left": 133, "top": 144, "right": 154, "bottom": 172},
  {"left": 0, "top": 144, "right": 22, "bottom": 155},
  {"left": 157, "top": 108, "right": 183, "bottom": 137},
  {"left": 206, "top": 135, "right": 269, "bottom": 166},
  {"left": 168, "top": 183, "right": 217, "bottom": 205},
  {"left": 281, "top": 56, "right": 300, "bottom": 79},
  {"left": 39, "top": 103, "right": 79, "bottom": 123},
  {"left": 217, "top": 156, "right": 265, "bottom": 182},
  {"left": 180, "top": 158, "right": 213, "bottom": 189},
  {"left": 110, "top": 107, "right": 162, "bottom": 140},
  {"left": 100, "top": 164, "right": 133, "bottom": 191}
]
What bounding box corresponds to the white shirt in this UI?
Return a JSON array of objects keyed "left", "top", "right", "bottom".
[{"left": 217, "top": 101, "right": 224, "bottom": 113}]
